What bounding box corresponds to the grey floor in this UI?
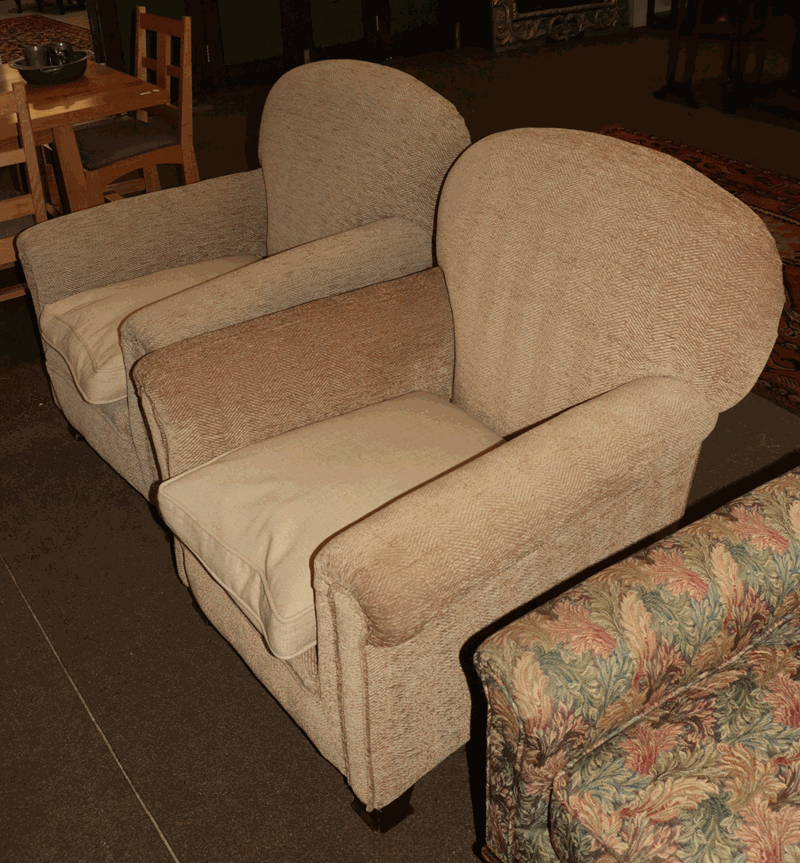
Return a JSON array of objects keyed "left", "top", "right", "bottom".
[{"left": 2, "top": 25, "right": 800, "bottom": 863}]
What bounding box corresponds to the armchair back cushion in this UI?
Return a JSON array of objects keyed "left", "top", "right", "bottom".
[
  {"left": 260, "top": 59, "right": 470, "bottom": 255},
  {"left": 158, "top": 392, "right": 501, "bottom": 659},
  {"left": 437, "top": 129, "right": 785, "bottom": 436}
]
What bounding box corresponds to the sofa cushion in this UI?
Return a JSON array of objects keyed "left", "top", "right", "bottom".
[
  {"left": 157, "top": 391, "right": 503, "bottom": 660},
  {"left": 39, "top": 255, "right": 261, "bottom": 405}
]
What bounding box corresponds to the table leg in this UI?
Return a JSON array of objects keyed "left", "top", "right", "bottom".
[
  {"left": 656, "top": 0, "right": 704, "bottom": 107},
  {"left": 51, "top": 125, "right": 89, "bottom": 213}
]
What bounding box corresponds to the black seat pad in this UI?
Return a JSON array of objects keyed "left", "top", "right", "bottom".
[{"left": 75, "top": 117, "right": 179, "bottom": 172}]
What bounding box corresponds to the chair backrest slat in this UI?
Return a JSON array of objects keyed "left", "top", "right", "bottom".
[
  {"left": 139, "top": 9, "right": 185, "bottom": 38},
  {"left": 0, "top": 147, "right": 26, "bottom": 170},
  {"left": 0, "top": 81, "right": 47, "bottom": 267},
  {"left": 133, "top": 6, "right": 192, "bottom": 135}
]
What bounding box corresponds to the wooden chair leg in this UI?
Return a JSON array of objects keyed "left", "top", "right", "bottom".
[
  {"left": 84, "top": 172, "right": 107, "bottom": 208},
  {"left": 143, "top": 165, "right": 161, "bottom": 193},
  {"left": 351, "top": 785, "right": 414, "bottom": 833},
  {"left": 39, "top": 144, "right": 63, "bottom": 216},
  {"left": 182, "top": 148, "right": 200, "bottom": 185}
]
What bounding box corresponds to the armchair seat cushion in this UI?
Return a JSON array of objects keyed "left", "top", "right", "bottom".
[
  {"left": 39, "top": 255, "right": 260, "bottom": 405},
  {"left": 157, "top": 391, "right": 502, "bottom": 660}
]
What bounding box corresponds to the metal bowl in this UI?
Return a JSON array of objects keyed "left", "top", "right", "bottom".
[{"left": 9, "top": 50, "right": 92, "bottom": 86}]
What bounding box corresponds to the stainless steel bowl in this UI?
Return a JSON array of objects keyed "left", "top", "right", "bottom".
[{"left": 9, "top": 50, "right": 92, "bottom": 86}]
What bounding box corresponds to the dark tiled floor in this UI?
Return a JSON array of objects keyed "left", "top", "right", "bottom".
[
  {"left": 2, "top": 26, "right": 800, "bottom": 863},
  {"left": 0, "top": 556, "right": 178, "bottom": 862}
]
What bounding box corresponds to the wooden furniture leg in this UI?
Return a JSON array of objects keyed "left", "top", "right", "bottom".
[
  {"left": 142, "top": 164, "right": 161, "bottom": 193},
  {"left": 351, "top": 786, "right": 414, "bottom": 833},
  {"left": 656, "top": 0, "right": 704, "bottom": 107},
  {"left": 51, "top": 125, "right": 90, "bottom": 212}
]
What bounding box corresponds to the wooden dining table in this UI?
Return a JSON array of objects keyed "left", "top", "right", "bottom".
[{"left": 0, "top": 60, "right": 170, "bottom": 213}]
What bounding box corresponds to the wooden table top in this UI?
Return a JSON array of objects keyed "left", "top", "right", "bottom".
[{"left": 0, "top": 61, "right": 170, "bottom": 140}]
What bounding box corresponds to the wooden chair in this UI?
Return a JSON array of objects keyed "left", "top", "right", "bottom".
[
  {"left": 0, "top": 82, "right": 47, "bottom": 302},
  {"left": 72, "top": 7, "right": 199, "bottom": 208}
]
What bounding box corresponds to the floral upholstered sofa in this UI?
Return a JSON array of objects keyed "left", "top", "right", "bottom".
[{"left": 475, "top": 466, "right": 800, "bottom": 863}]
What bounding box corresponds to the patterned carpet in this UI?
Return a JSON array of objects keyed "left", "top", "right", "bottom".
[
  {"left": 600, "top": 123, "right": 800, "bottom": 419},
  {"left": 0, "top": 12, "right": 91, "bottom": 63}
]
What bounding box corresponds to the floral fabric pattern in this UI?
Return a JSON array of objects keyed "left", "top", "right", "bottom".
[{"left": 475, "top": 467, "right": 800, "bottom": 863}]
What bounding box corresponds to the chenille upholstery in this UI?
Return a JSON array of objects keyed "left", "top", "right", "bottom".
[
  {"left": 17, "top": 59, "right": 470, "bottom": 498},
  {"left": 131, "top": 129, "right": 785, "bottom": 816}
]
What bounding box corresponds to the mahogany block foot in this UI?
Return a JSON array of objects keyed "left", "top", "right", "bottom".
[{"left": 351, "top": 785, "right": 414, "bottom": 833}]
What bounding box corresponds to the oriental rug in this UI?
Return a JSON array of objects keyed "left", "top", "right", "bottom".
[
  {"left": 0, "top": 13, "right": 91, "bottom": 64},
  {"left": 599, "top": 123, "right": 800, "bottom": 418}
]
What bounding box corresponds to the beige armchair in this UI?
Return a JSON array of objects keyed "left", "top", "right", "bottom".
[
  {"left": 18, "top": 59, "right": 470, "bottom": 498},
  {"left": 131, "top": 129, "right": 785, "bottom": 827}
]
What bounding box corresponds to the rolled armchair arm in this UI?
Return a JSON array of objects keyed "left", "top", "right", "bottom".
[
  {"left": 313, "top": 376, "right": 720, "bottom": 649},
  {"left": 18, "top": 169, "right": 267, "bottom": 318},
  {"left": 133, "top": 266, "right": 454, "bottom": 479},
  {"left": 473, "top": 465, "right": 800, "bottom": 863},
  {"left": 124, "top": 215, "right": 435, "bottom": 494},
  {"left": 120, "top": 216, "right": 434, "bottom": 369}
]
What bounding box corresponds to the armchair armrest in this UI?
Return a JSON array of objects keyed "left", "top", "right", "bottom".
[
  {"left": 120, "top": 216, "right": 434, "bottom": 368},
  {"left": 313, "top": 376, "right": 720, "bottom": 648},
  {"left": 133, "top": 266, "right": 454, "bottom": 478},
  {"left": 18, "top": 169, "right": 267, "bottom": 317}
]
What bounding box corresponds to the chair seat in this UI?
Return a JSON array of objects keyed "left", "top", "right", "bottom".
[
  {"left": 39, "top": 255, "right": 261, "bottom": 404},
  {"left": 75, "top": 117, "right": 179, "bottom": 171},
  {"left": 157, "top": 392, "right": 503, "bottom": 660}
]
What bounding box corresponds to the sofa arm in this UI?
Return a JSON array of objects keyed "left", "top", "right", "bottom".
[
  {"left": 473, "top": 466, "right": 800, "bottom": 863},
  {"left": 18, "top": 169, "right": 267, "bottom": 318},
  {"left": 120, "top": 216, "right": 434, "bottom": 368},
  {"left": 133, "top": 266, "right": 454, "bottom": 479},
  {"left": 313, "top": 376, "right": 720, "bottom": 649}
]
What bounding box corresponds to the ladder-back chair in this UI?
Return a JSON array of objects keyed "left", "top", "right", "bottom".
[
  {"left": 0, "top": 82, "right": 47, "bottom": 302},
  {"left": 73, "top": 6, "right": 199, "bottom": 208}
]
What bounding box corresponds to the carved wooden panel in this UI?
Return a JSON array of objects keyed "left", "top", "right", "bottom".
[{"left": 491, "top": 0, "right": 621, "bottom": 50}]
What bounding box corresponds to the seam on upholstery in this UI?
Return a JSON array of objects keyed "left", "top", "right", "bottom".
[
  {"left": 483, "top": 662, "right": 528, "bottom": 861},
  {"left": 138, "top": 387, "right": 171, "bottom": 481},
  {"left": 330, "top": 587, "right": 351, "bottom": 783},
  {"left": 49, "top": 366, "right": 134, "bottom": 443},
  {"left": 331, "top": 587, "right": 374, "bottom": 806},
  {"left": 157, "top": 488, "right": 321, "bottom": 632},
  {"left": 42, "top": 331, "right": 127, "bottom": 405}
]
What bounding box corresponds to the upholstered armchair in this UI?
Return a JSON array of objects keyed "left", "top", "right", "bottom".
[
  {"left": 17, "top": 59, "right": 470, "bottom": 498},
  {"left": 131, "top": 129, "right": 784, "bottom": 826}
]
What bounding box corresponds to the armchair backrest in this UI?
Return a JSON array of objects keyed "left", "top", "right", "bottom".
[
  {"left": 437, "top": 128, "right": 785, "bottom": 437},
  {"left": 259, "top": 59, "right": 470, "bottom": 256}
]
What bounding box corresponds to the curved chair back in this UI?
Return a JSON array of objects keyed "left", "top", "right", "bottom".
[
  {"left": 259, "top": 59, "right": 470, "bottom": 256},
  {"left": 437, "top": 128, "right": 785, "bottom": 437}
]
